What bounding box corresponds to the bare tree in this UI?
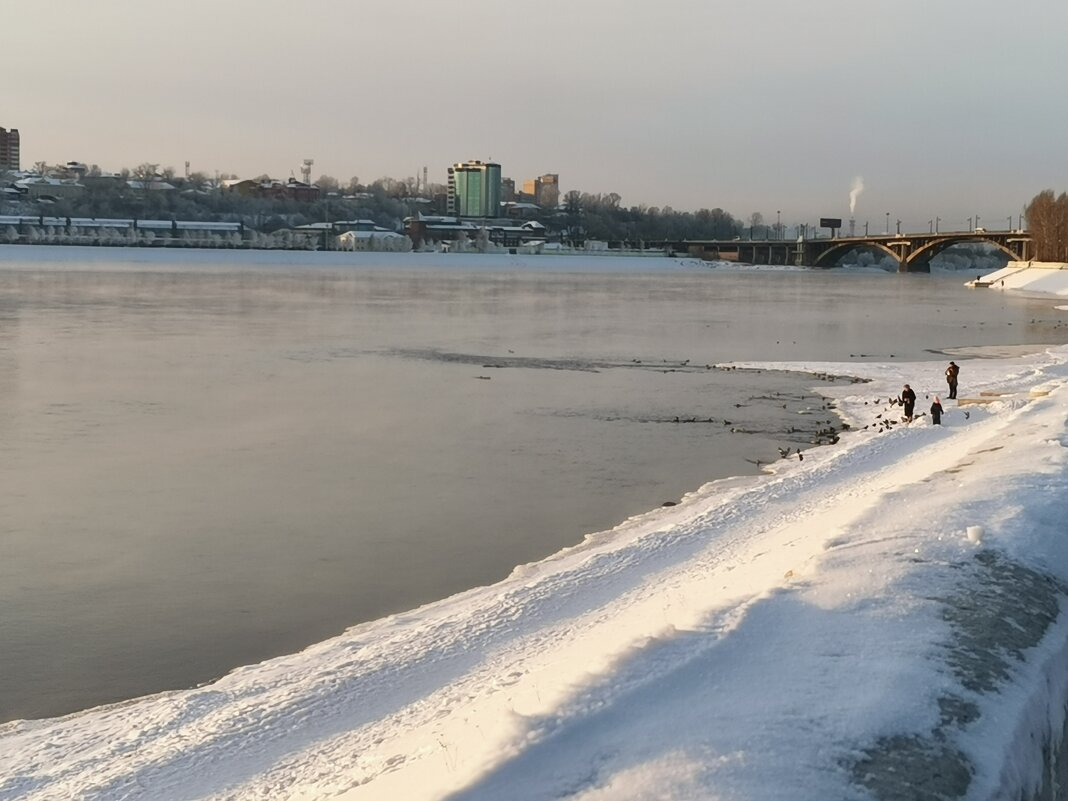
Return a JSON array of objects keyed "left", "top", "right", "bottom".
[
  {"left": 132, "top": 163, "right": 160, "bottom": 182},
  {"left": 564, "top": 190, "right": 582, "bottom": 243},
  {"left": 1057, "top": 193, "right": 1068, "bottom": 263},
  {"left": 1026, "top": 190, "right": 1067, "bottom": 262},
  {"left": 316, "top": 174, "right": 340, "bottom": 193}
]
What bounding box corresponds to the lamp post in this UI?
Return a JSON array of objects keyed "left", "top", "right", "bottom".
[
  {"left": 975, "top": 214, "right": 981, "bottom": 231},
  {"left": 967, "top": 217, "right": 972, "bottom": 232},
  {"left": 1007, "top": 216, "right": 1012, "bottom": 231},
  {"left": 929, "top": 219, "right": 933, "bottom": 234},
  {"left": 885, "top": 212, "right": 890, "bottom": 235},
  {"left": 864, "top": 221, "right": 869, "bottom": 236},
  {"left": 896, "top": 219, "right": 902, "bottom": 235},
  {"left": 777, "top": 210, "right": 781, "bottom": 240},
  {"left": 936, "top": 216, "right": 941, "bottom": 233}
]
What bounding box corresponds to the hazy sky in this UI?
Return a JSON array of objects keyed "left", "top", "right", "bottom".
[{"left": 7, "top": 0, "right": 1067, "bottom": 229}]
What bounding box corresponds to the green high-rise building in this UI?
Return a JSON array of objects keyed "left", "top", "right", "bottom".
[{"left": 447, "top": 160, "right": 501, "bottom": 218}]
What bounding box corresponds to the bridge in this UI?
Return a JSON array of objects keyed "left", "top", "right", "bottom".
[{"left": 648, "top": 230, "right": 1033, "bottom": 272}]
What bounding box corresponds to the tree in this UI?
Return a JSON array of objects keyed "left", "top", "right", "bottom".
[
  {"left": 132, "top": 163, "right": 160, "bottom": 182},
  {"left": 564, "top": 190, "right": 583, "bottom": 243},
  {"left": 316, "top": 174, "right": 340, "bottom": 193},
  {"left": 1026, "top": 190, "right": 1068, "bottom": 262}
]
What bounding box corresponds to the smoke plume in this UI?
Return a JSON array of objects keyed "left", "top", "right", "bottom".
[{"left": 849, "top": 176, "right": 864, "bottom": 216}]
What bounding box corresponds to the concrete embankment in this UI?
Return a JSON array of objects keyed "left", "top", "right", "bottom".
[{"left": 971, "top": 261, "right": 1068, "bottom": 294}]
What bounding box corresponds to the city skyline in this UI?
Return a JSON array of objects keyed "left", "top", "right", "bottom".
[{"left": 6, "top": 0, "right": 1067, "bottom": 229}]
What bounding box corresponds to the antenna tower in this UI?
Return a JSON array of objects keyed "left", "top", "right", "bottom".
[{"left": 302, "top": 158, "right": 314, "bottom": 185}]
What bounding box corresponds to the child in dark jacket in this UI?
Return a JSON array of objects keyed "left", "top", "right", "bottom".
[{"left": 930, "top": 396, "right": 944, "bottom": 425}]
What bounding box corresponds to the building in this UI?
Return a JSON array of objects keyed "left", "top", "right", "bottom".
[
  {"left": 501, "top": 177, "right": 516, "bottom": 203},
  {"left": 404, "top": 213, "right": 549, "bottom": 250},
  {"left": 13, "top": 175, "right": 85, "bottom": 201},
  {"left": 0, "top": 127, "right": 20, "bottom": 171},
  {"left": 336, "top": 229, "right": 412, "bottom": 252},
  {"left": 522, "top": 173, "right": 560, "bottom": 209},
  {"left": 223, "top": 177, "right": 320, "bottom": 202},
  {"left": 446, "top": 160, "right": 501, "bottom": 218}
]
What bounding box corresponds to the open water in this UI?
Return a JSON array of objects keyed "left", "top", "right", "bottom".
[{"left": 2, "top": 247, "right": 1066, "bottom": 722}]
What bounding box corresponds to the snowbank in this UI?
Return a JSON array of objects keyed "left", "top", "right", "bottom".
[{"left": 972, "top": 260, "right": 1068, "bottom": 295}]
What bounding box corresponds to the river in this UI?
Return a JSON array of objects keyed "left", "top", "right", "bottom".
[{"left": 1, "top": 246, "right": 1064, "bottom": 722}]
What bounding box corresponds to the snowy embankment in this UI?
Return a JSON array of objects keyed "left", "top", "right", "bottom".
[
  {"left": 5, "top": 351, "right": 1068, "bottom": 797},
  {"left": 978, "top": 260, "right": 1068, "bottom": 294}
]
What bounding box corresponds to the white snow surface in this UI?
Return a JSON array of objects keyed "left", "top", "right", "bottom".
[{"left": 5, "top": 277, "right": 1068, "bottom": 799}]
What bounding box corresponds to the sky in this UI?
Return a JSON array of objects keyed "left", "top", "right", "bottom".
[
  {"left": 3, "top": 256, "right": 1068, "bottom": 799},
  {"left": 6, "top": 0, "right": 1068, "bottom": 230}
]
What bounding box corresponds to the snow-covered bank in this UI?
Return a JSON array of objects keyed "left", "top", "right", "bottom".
[
  {"left": 4, "top": 345, "right": 1068, "bottom": 800},
  {"left": 973, "top": 260, "right": 1068, "bottom": 294}
]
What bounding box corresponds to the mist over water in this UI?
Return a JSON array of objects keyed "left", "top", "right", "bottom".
[{"left": 1, "top": 249, "right": 1065, "bottom": 722}]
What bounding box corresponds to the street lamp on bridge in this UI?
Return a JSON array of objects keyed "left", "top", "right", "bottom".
[
  {"left": 885, "top": 212, "right": 890, "bottom": 235},
  {"left": 936, "top": 216, "right": 941, "bottom": 233},
  {"left": 968, "top": 217, "right": 973, "bottom": 232},
  {"left": 777, "top": 210, "right": 781, "bottom": 240}
]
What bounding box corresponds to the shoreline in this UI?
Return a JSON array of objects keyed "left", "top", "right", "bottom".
[
  {"left": 4, "top": 344, "right": 1068, "bottom": 800},
  {"left": 5, "top": 263, "right": 1068, "bottom": 799}
]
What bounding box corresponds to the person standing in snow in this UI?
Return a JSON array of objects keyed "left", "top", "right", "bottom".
[
  {"left": 946, "top": 361, "right": 959, "bottom": 400},
  {"left": 930, "top": 396, "right": 944, "bottom": 425},
  {"left": 900, "top": 383, "right": 916, "bottom": 422}
]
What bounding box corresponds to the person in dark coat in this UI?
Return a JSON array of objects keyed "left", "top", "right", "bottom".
[
  {"left": 900, "top": 383, "right": 917, "bottom": 422},
  {"left": 930, "top": 395, "right": 944, "bottom": 425},
  {"left": 946, "top": 361, "right": 959, "bottom": 400}
]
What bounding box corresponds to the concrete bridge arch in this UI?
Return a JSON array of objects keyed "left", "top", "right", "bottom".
[
  {"left": 902, "top": 236, "right": 1022, "bottom": 273},
  {"left": 811, "top": 241, "right": 901, "bottom": 269}
]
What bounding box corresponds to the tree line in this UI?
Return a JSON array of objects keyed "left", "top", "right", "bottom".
[
  {"left": 1025, "top": 190, "right": 1068, "bottom": 262},
  {"left": 1, "top": 163, "right": 746, "bottom": 243},
  {"left": 562, "top": 191, "right": 742, "bottom": 243}
]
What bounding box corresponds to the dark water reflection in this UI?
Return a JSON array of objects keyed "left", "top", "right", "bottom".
[{"left": 1, "top": 250, "right": 1065, "bottom": 721}]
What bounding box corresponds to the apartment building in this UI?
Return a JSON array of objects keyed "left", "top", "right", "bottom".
[
  {"left": 447, "top": 160, "right": 501, "bottom": 218},
  {"left": 0, "top": 127, "right": 20, "bottom": 171},
  {"left": 522, "top": 173, "right": 560, "bottom": 209}
]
